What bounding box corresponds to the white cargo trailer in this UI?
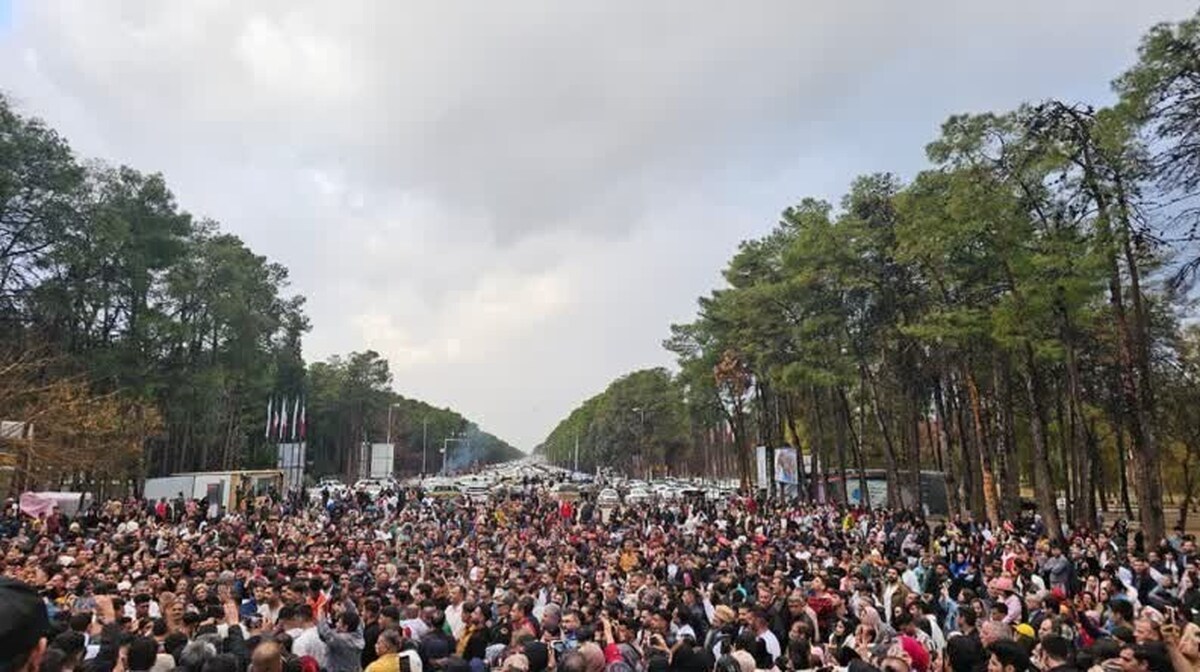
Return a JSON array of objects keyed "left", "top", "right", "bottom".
[{"left": 142, "top": 470, "right": 282, "bottom": 510}]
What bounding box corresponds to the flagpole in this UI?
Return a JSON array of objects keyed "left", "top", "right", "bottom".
[{"left": 283, "top": 397, "right": 291, "bottom": 442}]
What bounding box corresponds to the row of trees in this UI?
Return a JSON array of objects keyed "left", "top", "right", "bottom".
[
  {"left": 543, "top": 9, "right": 1200, "bottom": 546},
  {"left": 539, "top": 368, "right": 695, "bottom": 476},
  {"left": 0, "top": 94, "right": 517, "bottom": 493},
  {"left": 0, "top": 92, "right": 308, "bottom": 492},
  {"left": 304, "top": 350, "right": 521, "bottom": 478}
]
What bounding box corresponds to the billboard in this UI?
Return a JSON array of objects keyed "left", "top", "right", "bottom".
[
  {"left": 369, "top": 443, "right": 394, "bottom": 479},
  {"left": 774, "top": 447, "right": 799, "bottom": 484},
  {"left": 756, "top": 446, "right": 802, "bottom": 487},
  {"left": 276, "top": 442, "right": 306, "bottom": 492}
]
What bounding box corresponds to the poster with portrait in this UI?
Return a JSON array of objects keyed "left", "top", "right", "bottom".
[{"left": 774, "top": 447, "right": 798, "bottom": 484}]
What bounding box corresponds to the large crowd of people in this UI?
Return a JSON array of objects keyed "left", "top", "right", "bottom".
[{"left": 1, "top": 479, "right": 1199, "bottom": 672}]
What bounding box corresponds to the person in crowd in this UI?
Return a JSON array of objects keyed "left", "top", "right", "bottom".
[{"left": 5, "top": 474, "right": 1200, "bottom": 672}]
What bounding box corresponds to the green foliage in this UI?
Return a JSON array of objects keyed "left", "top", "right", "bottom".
[
  {"left": 548, "top": 8, "right": 1200, "bottom": 535},
  {"left": 0, "top": 94, "right": 518, "bottom": 480},
  {"left": 540, "top": 368, "right": 688, "bottom": 473},
  {"left": 1, "top": 93, "right": 308, "bottom": 474},
  {"left": 305, "top": 351, "right": 520, "bottom": 476}
]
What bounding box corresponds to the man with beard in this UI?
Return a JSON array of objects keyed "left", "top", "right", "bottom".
[
  {"left": 456, "top": 603, "right": 491, "bottom": 663},
  {"left": 882, "top": 564, "right": 911, "bottom": 628}
]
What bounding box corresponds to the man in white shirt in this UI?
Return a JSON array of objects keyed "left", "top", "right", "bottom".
[
  {"left": 750, "top": 609, "right": 781, "bottom": 661},
  {"left": 399, "top": 604, "right": 430, "bottom": 640},
  {"left": 124, "top": 594, "right": 161, "bottom": 621},
  {"left": 445, "top": 586, "right": 466, "bottom": 640},
  {"left": 289, "top": 605, "right": 329, "bottom": 669},
  {"left": 258, "top": 584, "right": 284, "bottom": 623}
]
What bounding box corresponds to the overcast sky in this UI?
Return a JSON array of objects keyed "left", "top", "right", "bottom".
[{"left": 0, "top": 1, "right": 1193, "bottom": 450}]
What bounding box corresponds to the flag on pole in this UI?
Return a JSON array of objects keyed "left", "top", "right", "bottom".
[
  {"left": 292, "top": 396, "right": 300, "bottom": 441},
  {"left": 280, "top": 397, "right": 290, "bottom": 441},
  {"left": 273, "top": 398, "right": 281, "bottom": 441},
  {"left": 265, "top": 397, "right": 273, "bottom": 439},
  {"left": 299, "top": 400, "right": 306, "bottom": 440}
]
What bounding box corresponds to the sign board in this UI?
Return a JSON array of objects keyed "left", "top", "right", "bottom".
[
  {"left": 370, "top": 443, "right": 394, "bottom": 479},
  {"left": 848, "top": 479, "right": 889, "bottom": 508},
  {"left": 774, "top": 447, "right": 799, "bottom": 484},
  {"left": 276, "top": 443, "right": 306, "bottom": 492}
]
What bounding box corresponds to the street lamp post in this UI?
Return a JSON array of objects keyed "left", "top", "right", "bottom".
[
  {"left": 421, "top": 418, "right": 429, "bottom": 477},
  {"left": 384, "top": 402, "right": 401, "bottom": 480},
  {"left": 385, "top": 402, "right": 400, "bottom": 447}
]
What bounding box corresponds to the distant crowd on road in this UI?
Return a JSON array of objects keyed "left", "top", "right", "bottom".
[{"left": 2, "top": 478, "right": 1200, "bottom": 672}]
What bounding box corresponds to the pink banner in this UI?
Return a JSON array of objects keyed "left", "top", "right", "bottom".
[{"left": 19, "top": 492, "right": 57, "bottom": 518}]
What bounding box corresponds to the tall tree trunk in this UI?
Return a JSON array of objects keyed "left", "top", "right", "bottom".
[
  {"left": 951, "top": 374, "right": 983, "bottom": 515},
  {"left": 1179, "top": 443, "right": 1199, "bottom": 531},
  {"left": 1055, "top": 382, "right": 1074, "bottom": 528},
  {"left": 1088, "top": 416, "right": 1107, "bottom": 518},
  {"left": 861, "top": 362, "right": 902, "bottom": 508},
  {"left": 1068, "top": 117, "right": 1164, "bottom": 545},
  {"left": 993, "top": 354, "right": 1020, "bottom": 518},
  {"left": 839, "top": 387, "right": 871, "bottom": 508},
  {"left": 908, "top": 394, "right": 923, "bottom": 512},
  {"left": 1020, "top": 343, "right": 1063, "bottom": 541},
  {"left": 1077, "top": 415, "right": 1099, "bottom": 529},
  {"left": 933, "top": 377, "right": 963, "bottom": 517},
  {"left": 963, "top": 365, "right": 1000, "bottom": 527},
  {"left": 1113, "top": 420, "right": 1132, "bottom": 520},
  {"left": 832, "top": 388, "right": 851, "bottom": 506},
  {"left": 809, "top": 385, "right": 828, "bottom": 502},
  {"left": 1113, "top": 168, "right": 1165, "bottom": 547}
]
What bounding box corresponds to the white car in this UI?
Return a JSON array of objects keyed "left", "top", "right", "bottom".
[
  {"left": 550, "top": 482, "right": 581, "bottom": 501},
  {"left": 463, "top": 483, "right": 490, "bottom": 503},
  {"left": 625, "top": 488, "right": 652, "bottom": 505},
  {"left": 308, "top": 477, "right": 347, "bottom": 499},
  {"left": 655, "top": 486, "right": 681, "bottom": 501},
  {"left": 426, "top": 483, "right": 461, "bottom": 500},
  {"left": 353, "top": 479, "right": 385, "bottom": 497},
  {"left": 597, "top": 488, "right": 621, "bottom": 509}
]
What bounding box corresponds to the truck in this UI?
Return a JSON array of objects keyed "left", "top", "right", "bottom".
[{"left": 142, "top": 470, "right": 282, "bottom": 511}]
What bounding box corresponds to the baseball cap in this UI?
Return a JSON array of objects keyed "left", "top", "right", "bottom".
[{"left": 0, "top": 578, "right": 50, "bottom": 672}]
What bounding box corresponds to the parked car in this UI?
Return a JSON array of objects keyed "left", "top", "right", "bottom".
[
  {"left": 653, "top": 485, "right": 681, "bottom": 501},
  {"left": 307, "top": 477, "right": 346, "bottom": 499},
  {"left": 427, "top": 483, "right": 461, "bottom": 499},
  {"left": 462, "top": 483, "right": 490, "bottom": 502},
  {"left": 550, "top": 482, "right": 581, "bottom": 501},
  {"left": 625, "top": 488, "right": 652, "bottom": 505},
  {"left": 597, "top": 488, "right": 621, "bottom": 508},
  {"left": 353, "top": 479, "right": 384, "bottom": 497}
]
